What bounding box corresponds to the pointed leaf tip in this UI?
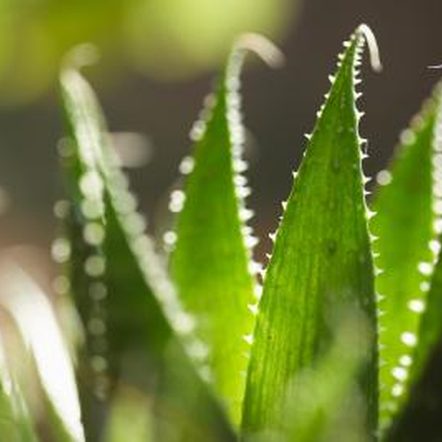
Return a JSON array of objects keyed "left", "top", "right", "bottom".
[
  {"left": 241, "top": 26, "right": 378, "bottom": 439},
  {"left": 171, "top": 32, "right": 264, "bottom": 425}
]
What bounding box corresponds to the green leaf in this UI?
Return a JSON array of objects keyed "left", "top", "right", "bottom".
[
  {"left": 59, "top": 52, "right": 235, "bottom": 442},
  {"left": 241, "top": 25, "right": 380, "bottom": 439},
  {"left": 414, "top": 222, "right": 442, "bottom": 378},
  {"left": 410, "top": 84, "right": 442, "bottom": 377},
  {"left": 170, "top": 35, "right": 282, "bottom": 424},
  {"left": 370, "top": 83, "right": 442, "bottom": 426}
]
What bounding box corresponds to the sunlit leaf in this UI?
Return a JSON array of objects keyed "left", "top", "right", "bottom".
[
  {"left": 241, "top": 25, "right": 380, "bottom": 439},
  {"left": 171, "top": 35, "right": 282, "bottom": 424},
  {"left": 0, "top": 334, "right": 37, "bottom": 442},
  {"left": 59, "top": 51, "right": 235, "bottom": 442},
  {"left": 371, "top": 83, "right": 442, "bottom": 427},
  {"left": 0, "top": 262, "right": 84, "bottom": 442}
]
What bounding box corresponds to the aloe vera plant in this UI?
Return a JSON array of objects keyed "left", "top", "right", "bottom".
[{"left": 0, "top": 22, "right": 441, "bottom": 442}]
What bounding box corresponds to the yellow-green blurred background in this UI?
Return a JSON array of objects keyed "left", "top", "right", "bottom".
[{"left": 0, "top": 0, "right": 296, "bottom": 104}]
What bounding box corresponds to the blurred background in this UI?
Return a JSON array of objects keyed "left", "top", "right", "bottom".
[{"left": 0, "top": 0, "right": 441, "bottom": 268}]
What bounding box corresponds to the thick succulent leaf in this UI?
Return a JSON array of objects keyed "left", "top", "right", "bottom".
[
  {"left": 0, "top": 262, "right": 84, "bottom": 442},
  {"left": 371, "top": 83, "right": 442, "bottom": 426},
  {"left": 241, "top": 25, "right": 379, "bottom": 439},
  {"left": 170, "top": 36, "right": 281, "bottom": 423},
  {"left": 59, "top": 60, "right": 234, "bottom": 442},
  {"left": 0, "top": 335, "right": 37, "bottom": 442}
]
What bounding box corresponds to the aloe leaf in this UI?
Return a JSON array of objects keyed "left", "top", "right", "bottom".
[
  {"left": 0, "top": 262, "right": 84, "bottom": 442},
  {"left": 241, "top": 25, "right": 380, "bottom": 439},
  {"left": 370, "top": 83, "right": 442, "bottom": 427},
  {"left": 170, "top": 35, "right": 282, "bottom": 424},
  {"left": 0, "top": 335, "right": 37, "bottom": 442},
  {"left": 59, "top": 51, "right": 234, "bottom": 442}
]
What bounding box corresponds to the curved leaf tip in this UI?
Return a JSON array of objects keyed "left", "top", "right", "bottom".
[
  {"left": 232, "top": 33, "right": 285, "bottom": 69},
  {"left": 62, "top": 43, "right": 100, "bottom": 71},
  {"left": 356, "top": 24, "right": 382, "bottom": 73}
]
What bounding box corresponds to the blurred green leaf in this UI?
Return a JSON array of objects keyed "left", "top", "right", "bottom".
[
  {"left": 0, "top": 336, "right": 37, "bottom": 442},
  {"left": 280, "top": 312, "right": 370, "bottom": 442},
  {"left": 386, "top": 200, "right": 442, "bottom": 441},
  {"left": 104, "top": 385, "right": 153, "bottom": 442},
  {"left": 59, "top": 56, "right": 235, "bottom": 442},
  {"left": 414, "top": 228, "right": 442, "bottom": 379},
  {"left": 371, "top": 83, "right": 442, "bottom": 427},
  {"left": 241, "top": 25, "right": 379, "bottom": 439},
  {"left": 0, "top": 263, "right": 84, "bottom": 442},
  {"left": 411, "top": 85, "right": 442, "bottom": 379},
  {"left": 170, "top": 36, "right": 282, "bottom": 424}
]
